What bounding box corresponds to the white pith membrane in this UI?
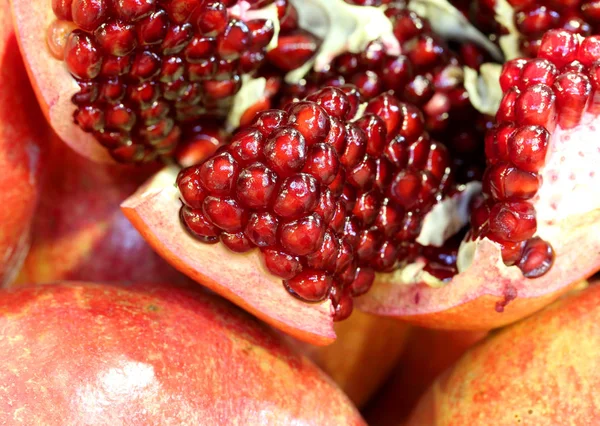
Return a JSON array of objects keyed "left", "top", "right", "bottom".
[
  {"left": 230, "top": 0, "right": 504, "bottom": 126},
  {"left": 494, "top": 0, "right": 523, "bottom": 60},
  {"left": 463, "top": 63, "right": 503, "bottom": 116},
  {"left": 281, "top": 0, "right": 501, "bottom": 84}
]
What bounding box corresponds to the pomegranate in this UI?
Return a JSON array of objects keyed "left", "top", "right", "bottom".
[
  {"left": 0, "top": 6, "right": 48, "bottom": 285},
  {"left": 406, "top": 281, "right": 600, "bottom": 426},
  {"left": 463, "top": 0, "right": 600, "bottom": 59},
  {"left": 11, "top": 0, "right": 501, "bottom": 164},
  {"left": 0, "top": 281, "right": 365, "bottom": 424},
  {"left": 11, "top": 0, "right": 317, "bottom": 163},
  {"left": 8, "top": 139, "right": 190, "bottom": 287},
  {"left": 125, "top": 28, "right": 600, "bottom": 342}
]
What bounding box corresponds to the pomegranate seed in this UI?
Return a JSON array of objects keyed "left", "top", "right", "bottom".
[
  {"left": 517, "top": 237, "right": 555, "bottom": 278},
  {"left": 284, "top": 270, "right": 332, "bottom": 303},
  {"left": 263, "top": 249, "right": 302, "bottom": 279},
  {"left": 488, "top": 201, "right": 537, "bottom": 243},
  {"left": 180, "top": 205, "right": 219, "bottom": 243}
]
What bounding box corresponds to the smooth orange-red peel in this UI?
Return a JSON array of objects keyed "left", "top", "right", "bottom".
[
  {"left": 0, "top": 3, "right": 48, "bottom": 285},
  {"left": 406, "top": 282, "right": 600, "bottom": 426},
  {"left": 10, "top": 141, "right": 189, "bottom": 287},
  {"left": 0, "top": 281, "right": 365, "bottom": 425}
]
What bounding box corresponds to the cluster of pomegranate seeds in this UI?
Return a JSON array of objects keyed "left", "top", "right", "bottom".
[
  {"left": 178, "top": 85, "right": 457, "bottom": 320},
  {"left": 277, "top": 5, "right": 489, "bottom": 184},
  {"left": 473, "top": 29, "right": 600, "bottom": 278},
  {"left": 466, "top": 0, "right": 600, "bottom": 56},
  {"left": 48, "top": 0, "right": 314, "bottom": 162}
]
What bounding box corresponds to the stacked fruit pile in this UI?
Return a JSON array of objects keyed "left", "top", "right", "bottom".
[{"left": 1, "top": 0, "right": 599, "bottom": 423}]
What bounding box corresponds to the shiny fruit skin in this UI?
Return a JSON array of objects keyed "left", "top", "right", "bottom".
[
  {"left": 0, "top": 281, "right": 365, "bottom": 425},
  {"left": 406, "top": 283, "right": 600, "bottom": 426}
]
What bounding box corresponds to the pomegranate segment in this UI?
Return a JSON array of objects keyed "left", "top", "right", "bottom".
[
  {"left": 464, "top": 0, "right": 600, "bottom": 58},
  {"left": 121, "top": 166, "right": 335, "bottom": 345},
  {"left": 46, "top": 0, "right": 289, "bottom": 163},
  {"left": 357, "top": 30, "right": 600, "bottom": 329},
  {"left": 173, "top": 86, "right": 468, "bottom": 321}
]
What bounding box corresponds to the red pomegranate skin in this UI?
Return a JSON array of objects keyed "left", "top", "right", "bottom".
[
  {"left": 10, "top": 140, "right": 189, "bottom": 287},
  {"left": 406, "top": 282, "right": 600, "bottom": 426},
  {"left": 0, "top": 5, "right": 47, "bottom": 285},
  {"left": 0, "top": 282, "right": 365, "bottom": 425}
]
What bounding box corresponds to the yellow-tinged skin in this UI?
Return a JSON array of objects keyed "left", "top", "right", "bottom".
[{"left": 406, "top": 283, "right": 600, "bottom": 426}]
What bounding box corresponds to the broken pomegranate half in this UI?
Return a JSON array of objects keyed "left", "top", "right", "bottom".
[
  {"left": 124, "top": 29, "right": 600, "bottom": 340},
  {"left": 11, "top": 0, "right": 322, "bottom": 163},
  {"left": 463, "top": 0, "right": 600, "bottom": 59}
]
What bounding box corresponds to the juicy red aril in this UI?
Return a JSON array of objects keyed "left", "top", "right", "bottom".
[
  {"left": 179, "top": 86, "right": 465, "bottom": 312},
  {"left": 264, "top": 127, "right": 307, "bottom": 176},
  {"left": 273, "top": 174, "right": 319, "bottom": 218},
  {"left": 262, "top": 249, "right": 302, "bottom": 279},
  {"left": 279, "top": 214, "right": 325, "bottom": 256},
  {"left": 52, "top": 0, "right": 298, "bottom": 163},
  {"left": 236, "top": 163, "right": 278, "bottom": 209},
  {"left": 180, "top": 205, "right": 219, "bottom": 243},
  {"left": 202, "top": 196, "right": 245, "bottom": 232},
  {"left": 284, "top": 270, "right": 332, "bottom": 303},
  {"left": 517, "top": 237, "right": 555, "bottom": 278},
  {"left": 221, "top": 232, "right": 254, "bottom": 252}
]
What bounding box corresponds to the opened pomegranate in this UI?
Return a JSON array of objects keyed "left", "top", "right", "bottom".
[
  {"left": 462, "top": 0, "right": 600, "bottom": 58},
  {"left": 124, "top": 27, "right": 600, "bottom": 341},
  {"left": 12, "top": 0, "right": 328, "bottom": 162}
]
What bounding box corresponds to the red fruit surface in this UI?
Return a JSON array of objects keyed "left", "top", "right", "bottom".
[
  {"left": 0, "top": 4, "right": 48, "bottom": 285},
  {"left": 9, "top": 140, "right": 188, "bottom": 287},
  {"left": 0, "top": 281, "right": 365, "bottom": 425},
  {"left": 285, "top": 310, "right": 411, "bottom": 408},
  {"left": 406, "top": 282, "right": 600, "bottom": 426}
]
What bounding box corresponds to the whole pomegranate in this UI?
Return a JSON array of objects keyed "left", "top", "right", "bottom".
[
  {"left": 0, "top": 281, "right": 365, "bottom": 425},
  {"left": 406, "top": 282, "right": 600, "bottom": 426}
]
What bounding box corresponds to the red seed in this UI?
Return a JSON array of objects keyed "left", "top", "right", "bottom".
[
  {"left": 180, "top": 205, "right": 219, "bottom": 243},
  {"left": 245, "top": 212, "right": 278, "bottom": 247},
  {"left": 236, "top": 163, "right": 278, "bottom": 209},
  {"left": 202, "top": 196, "right": 245, "bottom": 233},
  {"left": 489, "top": 201, "right": 537, "bottom": 243},
  {"left": 284, "top": 270, "right": 332, "bottom": 302},
  {"left": 517, "top": 237, "right": 555, "bottom": 278},
  {"left": 279, "top": 214, "right": 325, "bottom": 256},
  {"left": 508, "top": 125, "right": 550, "bottom": 173},
  {"left": 272, "top": 174, "right": 320, "bottom": 219},
  {"left": 65, "top": 31, "right": 103, "bottom": 80},
  {"left": 262, "top": 249, "right": 302, "bottom": 279}
]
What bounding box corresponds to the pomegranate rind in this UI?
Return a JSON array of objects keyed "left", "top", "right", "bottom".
[
  {"left": 356, "top": 210, "right": 600, "bottom": 329},
  {"left": 10, "top": 0, "right": 113, "bottom": 163},
  {"left": 0, "top": 7, "right": 47, "bottom": 285},
  {"left": 405, "top": 282, "right": 600, "bottom": 425},
  {"left": 121, "top": 167, "right": 336, "bottom": 345}
]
